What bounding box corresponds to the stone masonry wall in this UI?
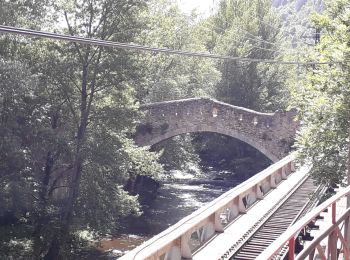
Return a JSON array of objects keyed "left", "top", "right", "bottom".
[{"left": 134, "top": 98, "right": 299, "bottom": 162}]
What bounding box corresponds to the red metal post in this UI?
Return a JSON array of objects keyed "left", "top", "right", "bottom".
[
  {"left": 335, "top": 226, "right": 350, "bottom": 259},
  {"left": 332, "top": 203, "right": 336, "bottom": 224},
  {"left": 329, "top": 203, "right": 337, "bottom": 260},
  {"left": 288, "top": 237, "right": 295, "bottom": 260},
  {"left": 329, "top": 230, "right": 338, "bottom": 260},
  {"left": 308, "top": 248, "right": 315, "bottom": 260},
  {"left": 345, "top": 216, "right": 350, "bottom": 256}
]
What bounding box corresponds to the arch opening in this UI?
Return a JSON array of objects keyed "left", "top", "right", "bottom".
[
  {"left": 130, "top": 131, "right": 273, "bottom": 238},
  {"left": 151, "top": 131, "right": 272, "bottom": 180},
  {"left": 146, "top": 127, "right": 278, "bottom": 162}
]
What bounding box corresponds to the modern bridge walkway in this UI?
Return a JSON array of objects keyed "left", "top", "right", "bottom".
[
  {"left": 120, "top": 155, "right": 323, "bottom": 260},
  {"left": 193, "top": 166, "right": 317, "bottom": 260}
]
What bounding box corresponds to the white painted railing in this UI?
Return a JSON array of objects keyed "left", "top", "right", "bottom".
[
  {"left": 258, "top": 185, "right": 350, "bottom": 260},
  {"left": 120, "top": 154, "right": 296, "bottom": 260}
]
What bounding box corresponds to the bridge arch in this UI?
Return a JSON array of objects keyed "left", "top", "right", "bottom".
[
  {"left": 135, "top": 98, "right": 298, "bottom": 162},
  {"left": 146, "top": 128, "right": 278, "bottom": 162}
]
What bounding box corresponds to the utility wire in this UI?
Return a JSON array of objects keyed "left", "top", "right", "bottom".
[
  {"left": 246, "top": 14, "right": 306, "bottom": 50},
  {"left": 236, "top": 27, "right": 279, "bottom": 47},
  {"left": 211, "top": 24, "right": 302, "bottom": 55},
  {"left": 213, "top": 25, "right": 273, "bottom": 47},
  {"left": 215, "top": 24, "right": 288, "bottom": 52},
  {"left": 212, "top": 24, "right": 279, "bottom": 47},
  {"left": 228, "top": 35, "right": 281, "bottom": 54},
  {"left": 0, "top": 25, "right": 339, "bottom": 65},
  {"left": 248, "top": 14, "right": 280, "bottom": 31}
]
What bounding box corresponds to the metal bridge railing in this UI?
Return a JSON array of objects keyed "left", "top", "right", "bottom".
[
  {"left": 258, "top": 184, "right": 350, "bottom": 260},
  {"left": 120, "top": 154, "right": 295, "bottom": 260}
]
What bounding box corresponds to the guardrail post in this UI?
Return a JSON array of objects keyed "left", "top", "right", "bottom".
[
  {"left": 345, "top": 188, "right": 350, "bottom": 251},
  {"left": 290, "top": 161, "right": 296, "bottom": 172},
  {"left": 309, "top": 248, "right": 315, "bottom": 260},
  {"left": 329, "top": 203, "right": 337, "bottom": 260},
  {"left": 336, "top": 226, "right": 349, "bottom": 259},
  {"left": 332, "top": 203, "right": 336, "bottom": 224},
  {"left": 329, "top": 231, "right": 337, "bottom": 260},
  {"left": 285, "top": 162, "right": 291, "bottom": 175},
  {"left": 238, "top": 195, "right": 247, "bottom": 213},
  {"left": 270, "top": 174, "right": 276, "bottom": 189},
  {"left": 254, "top": 184, "right": 264, "bottom": 200},
  {"left": 215, "top": 211, "right": 224, "bottom": 232},
  {"left": 228, "top": 201, "right": 239, "bottom": 221},
  {"left": 345, "top": 215, "right": 350, "bottom": 254},
  {"left": 275, "top": 169, "right": 282, "bottom": 184},
  {"left": 288, "top": 237, "right": 295, "bottom": 260},
  {"left": 180, "top": 232, "right": 192, "bottom": 259},
  {"left": 281, "top": 166, "right": 288, "bottom": 180},
  {"left": 164, "top": 246, "right": 181, "bottom": 260}
]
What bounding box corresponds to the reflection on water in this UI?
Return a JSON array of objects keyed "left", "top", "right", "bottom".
[{"left": 99, "top": 169, "right": 239, "bottom": 258}]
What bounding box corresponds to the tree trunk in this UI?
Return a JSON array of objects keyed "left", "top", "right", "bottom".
[
  {"left": 43, "top": 160, "right": 83, "bottom": 260},
  {"left": 33, "top": 148, "right": 57, "bottom": 257},
  {"left": 43, "top": 235, "right": 60, "bottom": 260},
  {"left": 44, "top": 59, "right": 90, "bottom": 259}
]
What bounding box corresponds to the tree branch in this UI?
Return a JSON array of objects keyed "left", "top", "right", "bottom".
[
  {"left": 64, "top": 11, "right": 84, "bottom": 63},
  {"left": 48, "top": 166, "right": 73, "bottom": 197},
  {"left": 86, "top": 48, "right": 103, "bottom": 117}
]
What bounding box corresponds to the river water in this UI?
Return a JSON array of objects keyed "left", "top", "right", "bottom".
[{"left": 94, "top": 168, "right": 243, "bottom": 259}]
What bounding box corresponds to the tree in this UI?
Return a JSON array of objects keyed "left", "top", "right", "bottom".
[
  {"left": 134, "top": 0, "right": 221, "bottom": 171},
  {"left": 212, "top": 0, "right": 288, "bottom": 112},
  {"left": 138, "top": 0, "right": 221, "bottom": 103},
  {"left": 291, "top": 0, "right": 350, "bottom": 185},
  {"left": 152, "top": 135, "right": 200, "bottom": 171},
  {"left": 182, "top": 0, "right": 291, "bottom": 170},
  {"left": 34, "top": 1, "right": 164, "bottom": 258},
  {"left": 0, "top": 0, "right": 163, "bottom": 259}
]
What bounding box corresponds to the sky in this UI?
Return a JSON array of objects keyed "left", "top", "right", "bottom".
[{"left": 178, "top": 0, "right": 217, "bottom": 16}]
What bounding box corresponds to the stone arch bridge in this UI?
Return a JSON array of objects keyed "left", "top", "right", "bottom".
[{"left": 135, "top": 98, "right": 298, "bottom": 162}]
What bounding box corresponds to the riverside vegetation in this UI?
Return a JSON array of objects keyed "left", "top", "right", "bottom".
[{"left": 0, "top": 0, "right": 349, "bottom": 259}]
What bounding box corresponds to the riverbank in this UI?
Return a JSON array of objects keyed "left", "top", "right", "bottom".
[{"left": 94, "top": 168, "right": 242, "bottom": 258}]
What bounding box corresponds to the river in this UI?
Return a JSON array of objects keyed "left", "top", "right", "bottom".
[{"left": 93, "top": 167, "right": 244, "bottom": 259}]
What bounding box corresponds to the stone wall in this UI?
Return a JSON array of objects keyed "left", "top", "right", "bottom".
[{"left": 135, "top": 98, "right": 299, "bottom": 162}]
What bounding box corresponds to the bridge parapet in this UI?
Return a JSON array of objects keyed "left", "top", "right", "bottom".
[
  {"left": 119, "top": 154, "right": 296, "bottom": 260},
  {"left": 135, "top": 98, "right": 298, "bottom": 162}
]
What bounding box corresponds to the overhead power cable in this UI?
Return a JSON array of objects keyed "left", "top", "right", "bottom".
[
  {"left": 228, "top": 35, "right": 281, "bottom": 54},
  {"left": 236, "top": 27, "right": 279, "bottom": 47},
  {"left": 235, "top": 27, "right": 306, "bottom": 54},
  {"left": 249, "top": 14, "right": 280, "bottom": 31},
  {"left": 0, "top": 25, "right": 339, "bottom": 66},
  {"left": 212, "top": 25, "right": 301, "bottom": 55},
  {"left": 212, "top": 24, "right": 279, "bottom": 47}
]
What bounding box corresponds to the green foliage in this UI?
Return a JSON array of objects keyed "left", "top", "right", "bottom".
[
  {"left": 291, "top": 0, "right": 350, "bottom": 184},
  {"left": 0, "top": 0, "right": 52, "bottom": 27},
  {"left": 212, "top": 0, "right": 288, "bottom": 111},
  {"left": 193, "top": 133, "right": 271, "bottom": 172},
  {"left": 135, "top": 0, "right": 221, "bottom": 171},
  {"left": 138, "top": 0, "right": 221, "bottom": 103},
  {"left": 0, "top": 59, "right": 42, "bottom": 218},
  {"left": 2, "top": 0, "right": 335, "bottom": 258},
  {"left": 152, "top": 134, "right": 200, "bottom": 172},
  {"left": 0, "top": 0, "right": 163, "bottom": 258}
]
